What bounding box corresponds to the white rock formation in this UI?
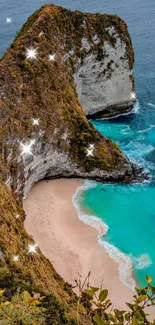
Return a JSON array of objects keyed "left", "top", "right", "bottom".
[
  {"left": 4, "top": 132, "right": 132, "bottom": 200},
  {"left": 73, "top": 27, "right": 135, "bottom": 117}
]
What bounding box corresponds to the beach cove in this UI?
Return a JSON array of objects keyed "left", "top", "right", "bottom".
[{"left": 24, "top": 178, "right": 134, "bottom": 310}]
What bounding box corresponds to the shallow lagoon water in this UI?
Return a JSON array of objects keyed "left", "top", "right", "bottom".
[{"left": 77, "top": 105, "right": 155, "bottom": 289}]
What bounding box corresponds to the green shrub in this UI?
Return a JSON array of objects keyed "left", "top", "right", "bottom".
[
  {"left": 84, "top": 275, "right": 155, "bottom": 325},
  {"left": 0, "top": 289, "right": 46, "bottom": 325}
]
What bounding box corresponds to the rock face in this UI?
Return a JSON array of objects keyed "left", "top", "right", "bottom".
[
  {"left": 0, "top": 4, "right": 136, "bottom": 312},
  {"left": 60, "top": 13, "right": 135, "bottom": 118},
  {"left": 0, "top": 4, "right": 136, "bottom": 202},
  {"left": 74, "top": 35, "right": 135, "bottom": 118}
]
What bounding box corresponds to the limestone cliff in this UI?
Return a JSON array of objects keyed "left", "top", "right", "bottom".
[
  {"left": 0, "top": 4, "right": 136, "bottom": 322},
  {"left": 73, "top": 18, "right": 135, "bottom": 118},
  {"left": 0, "top": 4, "right": 136, "bottom": 201}
]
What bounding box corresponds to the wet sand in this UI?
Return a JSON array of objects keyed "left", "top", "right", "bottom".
[{"left": 23, "top": 178, "right": 137, "bottom": 309}]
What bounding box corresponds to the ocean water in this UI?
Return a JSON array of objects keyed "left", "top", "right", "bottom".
[{"left": 1, "top": 0, "right": 155, "bottom": 289}]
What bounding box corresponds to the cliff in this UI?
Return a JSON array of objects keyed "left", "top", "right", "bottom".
[
  {"left": 0, "top": 4, "right": 136, "bottom": 323},
  {"left": 73, "top": 15, "right": 135, "bottom": 118},
  {"left": 0, "top": 4, "right": 136, "bottom": 199},
  {"left": 15, "top": 5, "right": 135, "bottom": 119}
]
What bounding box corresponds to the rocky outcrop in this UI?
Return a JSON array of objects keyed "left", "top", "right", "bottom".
[
  {"left": 61, "top": 13, "right": 135, "bottom": 118},
  {"left": 0, "top": 4, "right": 136, "bottom": 202},
  {"left": 74, "top": 35, "right": 135, "bottom": 118},
  {"left": 0, "top": 4, "right": 137, "bottom": 313}
]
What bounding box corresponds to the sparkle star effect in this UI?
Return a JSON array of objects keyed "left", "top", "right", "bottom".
[
  {"left": 86, "top": 149, "right": 94, "bottom": 157},
  {"left": 130, "top": 92, "right": 136, "bottom": 100},
  {"left": 15, "top": 214, "right": 20, "bottom": 219},
  {"left": 32, "top": 118, "right": 39, "bottom": 125},
  {"left": 20, "top": 140, "right": 34, "bottom": 156},
  {"left": 25, "top": 47, "right": 38, "bottom": 60},
  {"left": 13, "top": 255, "right": 19, "bottom": 262},
  {"left": 6, "top": 17, "right": 11, "bottom": 23},
  {"left": 27, "top": 243, "right": 38, "bottom": 254},
  {"left": 48, "top": 53, "right": 56, "bottom": 61},
  {"left": 30, "top": 139, "right": 35, "bottom": 145},
  {"left": 89, "top": 144, "right": 94, "bottom": 149}
]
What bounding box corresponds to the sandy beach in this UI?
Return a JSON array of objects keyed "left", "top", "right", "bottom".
[{"left": 23, "top": 178, "right": 137, "bottom": 309}]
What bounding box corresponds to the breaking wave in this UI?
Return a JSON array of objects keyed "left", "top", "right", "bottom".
[
  {"left": 132, "top": 254, "right": 152, "bottom": 270},
  {"left": 72, "top": 180, "right": 137, "bottom": 292},
  {"left": 98, "top": 239, "right": 136, "bottom": 291},
  {"left": 137, "top": 124, "right": 155, "bottom": 133},
  {"left": 133, "top": 100, "right": 140, "bottom": 114},
  {"left": 148, "top": 102, "right": 155, "bottom": 108},
  {"left": 98, "top": 100, "right": 140, "bottom": 121},
  {"left": 72, "top": 180, "right": 108, "bottom": 236}
]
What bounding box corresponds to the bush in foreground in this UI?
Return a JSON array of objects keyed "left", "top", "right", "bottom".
[
  {"left": 1, "top": 275, "right": 155, "bottom": 324},
  {"left": 83, "top": 275, "right": 155, "bottom": 325}
]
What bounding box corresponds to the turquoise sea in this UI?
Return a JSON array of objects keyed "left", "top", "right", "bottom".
[
  {"left": 1, "top": 0, "right": 155, "bottom": 289},
  {"left": 73, "top": 104, "right": 155, "bottom": 290}
]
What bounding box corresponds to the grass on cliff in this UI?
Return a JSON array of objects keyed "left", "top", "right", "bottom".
[
  {"left": 0, "top": 179, "right": 81, "bottom": 323},
  {"left": 0, "top": 5, "right": 135, "bottom": 324},
  {"left": 0, "top": 4, "right": 129, "bottom": 179}
]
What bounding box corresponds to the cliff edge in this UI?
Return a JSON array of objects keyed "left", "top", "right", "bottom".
[
  {"left": 0, "top": 4, "right": 136, "bottom": 201},
  {"left": 0, "top": 4, "right": 136, "bottom": 323}
]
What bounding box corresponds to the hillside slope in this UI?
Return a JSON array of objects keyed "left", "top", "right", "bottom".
[{"left": 0, "top": 4, "right": 137, "bottom": 323}]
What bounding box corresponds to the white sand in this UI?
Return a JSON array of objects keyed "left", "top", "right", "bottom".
[{"left": 23, "top": 178, "right": 154, "bottom": 314}]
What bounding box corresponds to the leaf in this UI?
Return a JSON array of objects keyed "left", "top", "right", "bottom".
[
  {"left": 145, "top": 275, "right": 152, "bottom": 283},
  {"left": 126, "top": 302, "right": 134, "bottom": 311},
  {"left": 93, "top": 314, "right": 107, "bottom": 325},
  {"left": 139, "top": 309, "right": 145, "bottom": 318},
  {"left": 134, "top": 311, "right": 143, "bottom": 320},
  {"left": 0, "top": 289, "right": 5, "bottom": 297},
  {"left": 90, "top": 286, "right": 99, "bottom": 293},
  {"left": 135, "top": 287, "right": 140, "bottom": 294},
  {"left": 39, "top": 296, "right": 45, "bottom": 301},
  {"left": 99, "top": 289, "right": 108, "bottom": 302},
  {"left": 104, "top": 299, "right": 111, "bottom": 306},
  {"left": 23, "top": 291, "right": 31, "bottom": 303},
  {"left": 125, "top": 313, "right": 130, "bottom": 321},
  {"left": 138, "top": 295, "right": 148, "bottom": 302},
  {"left": 131, "top": 318, "right": 140, "bottom": 325},
  {"left": 114, "top": 309, "right": 125, "bottom": 322},
  {"left": 108, "top": 314, "right": 115, "bottom": 322},
  {"left": 85, "top": 289, "right": 95, "bottom": 296},
  {"left": 103, "top": 302, "right": 112, "bottom": 311}
]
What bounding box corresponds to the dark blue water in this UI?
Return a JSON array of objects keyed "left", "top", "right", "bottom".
[{"left": 1, "top": 0, "right": 155, "bottom": 289}]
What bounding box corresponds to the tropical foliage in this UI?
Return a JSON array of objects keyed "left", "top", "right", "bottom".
[
  {"left": 83, "top": 275, "right": 155, "bottom": 325},
  {"left": 0, "top": 289, "right": 45, "bottom": 325},
  {"left": 1, "top": 276, "right": 155, "bottom": 324}
]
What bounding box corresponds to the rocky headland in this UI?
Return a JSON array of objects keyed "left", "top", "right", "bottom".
[{"left": 0, "top": 4, "right": 138, "bottom": 323}]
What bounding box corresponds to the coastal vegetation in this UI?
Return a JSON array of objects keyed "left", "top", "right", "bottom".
[
  {"left": 0, "top": 3, "right": 140, "bottom": 325},
  {"left": 1, "top": 274, "right": 155, "bottom": 324}
]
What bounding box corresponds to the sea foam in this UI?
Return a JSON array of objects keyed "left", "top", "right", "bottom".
[
  {"left": 148, "top": 102, "right": 155, "bottom": 108},
  {"left": 137, "top": 124, "right": 155, "bottom": 134},
  {"left": 98, "top": 239, "right": 136, "bottom": 292},
  {"left": 133, "top": 253, "right": 152, "bottom": 270},
  {"left": 72, "top": 180, "right": 137, "bottom": 292},
  {"left": 72, "top": 180, "right": 108, "bottom": 236},
  {"left": 97, "top": 100, "right": 140, "bottom": 121}
]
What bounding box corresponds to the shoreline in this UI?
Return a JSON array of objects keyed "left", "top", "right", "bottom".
[
  {"left": 23, "top": 178, "right": 135, "bottom": 309},
  {"left": 72, "top": 181, "right": 137, "bottom": 292}
]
